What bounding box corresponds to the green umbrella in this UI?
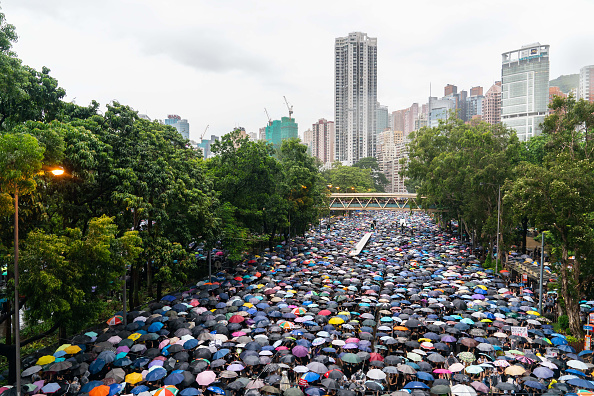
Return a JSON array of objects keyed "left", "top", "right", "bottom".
[
  {"left": 341, "top": 353, "right": 362, "bottom": 364},
  {"left": 431, "top": 385, "right": 451, "bottom": 394},
  {"left": 284, "top": 388, "right": 304, "bottom": 396}
]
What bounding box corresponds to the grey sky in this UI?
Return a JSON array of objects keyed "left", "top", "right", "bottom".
[{"left": 3, "top": 0, "right": 594, "bottom": 141}]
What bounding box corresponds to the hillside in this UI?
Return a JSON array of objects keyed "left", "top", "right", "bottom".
[{"left": 549, "top": 74, "right": 579, "bottom": 94}]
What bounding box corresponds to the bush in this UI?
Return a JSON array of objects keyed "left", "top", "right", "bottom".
[
  {"left": 558, "top": 315, "right": 569, "bottom": 330},
  {"left": 567, "top": 335, "right": 580, "bottom": 343}
]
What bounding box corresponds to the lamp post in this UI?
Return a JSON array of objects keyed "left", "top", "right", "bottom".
[{"left": 15, "top": 168, "right": 64, "bottom": 396}]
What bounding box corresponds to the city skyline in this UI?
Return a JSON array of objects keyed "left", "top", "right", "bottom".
[{"left": 3, "top": 0, "right": 594, "bottom": 141}]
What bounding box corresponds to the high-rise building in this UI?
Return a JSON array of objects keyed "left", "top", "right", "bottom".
[
  {"left": 302, "top": 129, "right": 313, "bottom": 150},
  {"left": 579, "top": 65, "right": 594, "bottom": 103},
  {"left": 265, "top": 117, "right": 298, "bottom": 146},
  {"left": 549, "top": 86, "right": 567, "bottom": 103},
  {"left": 376, "top": 103, "right": 389, "bottom": 134},
  {"left": 470, "top": 86, "right": 484, "bottom": 97},
  {"left": 404, "top": 103, "right": 419, "bottom": 136},
  {"left": 483, "top": 82, "right": 502, "bottom": 125},
  {"left": 391, "top": 110, "right": 406, "bottom": 132},
  {"left": 428, "top": 97, "right": 456, "bottom": 127},
  {"left": 311, "top": 119, "right": 335, "bottom": 166},
  {"left": 377, "top": 130, "right": 407, "bottom": 193},
  {"left": 259, "top": 127, "right": 267, "bottom": 141},
  {"left": 466, "top": 87, "right": 484, "bottom": 121},
  {"left": 501, "top": 43, "right": 550, "bottom": 141},
  {"left": 164, "top": 114, "right": 190, "bottom": 140},
  {"left": 197, "top": 135, "right": 219, "bottom": 159},
  {"left": 335, "top": 32, "right": 378, "bottom": 165}
]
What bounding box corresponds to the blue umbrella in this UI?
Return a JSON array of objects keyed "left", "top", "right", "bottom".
[
  {"left": 417, "top": 372, "right": 434, "bottom": 381},
  {"left": 161, "top": 295, "right": 176, "bottom": 302},
  {"left": 109, "top": 383, "right": 124, "bottom": 396},
  {"left": 184, "top": 339, "right": 199, "bottom": 350},
  {"left": 131, "top": 386, "right": 150, "bottom": 395},
  {"left": 180, "top": 389, "right": 200, "bottom": 396},
  {"left": 524, "top": 381, "right": 546, "bottom": 390},
  {"left": 302, "top": 372, "right": 320, "bottom": 382},
  {"left": 533, "top": 367, "right": 554, "bottom": 378},
  {"left": 89, "top": 359, "right": 106, "bottom": 374},
  {"left": 148, "top": 322, "right": 164, "bottom": 332},
  {"left": 404, "top": 382, "right": 430, "bottom": 389},
  {"left": 565, "top": 369, "right": 587, "bottom": 377},
  {"left": 559, "top": 345, "right": 576, "bottom": 353},
  {"left": 164, "top": 372, "right": 184, "bottom": 385},
  {"left": 207, "top": 387, "right": 225, "bottom": 395},
  {"left": 551, "top": 337, "right": 568, "bottom": 346},
  {"left": 81, "top": 381, "right": 104, "bottom": 394},
  {"left": 42, "top": 383, "right": 62, "bottom": 393},
  {"left": 568, "top": 378, "right": 594, "bottom": 389},
  {"left": 304, "top": 388, "right": 324, "bottom": 396},
  {"left": 146, "top": 367, "right": 168, "bottom": 381}
]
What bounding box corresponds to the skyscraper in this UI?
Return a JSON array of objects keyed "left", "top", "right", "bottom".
[
  {"left": 165, "top": 115, "right": 190, "bottom": 140},
  {"left": 376, "top": 103, "right": 389, "bottom": 134},
  {"left": 501, "top": 43, "right": 550, "bottom": 141},
  {"left": 579, "top": 65, "right": 594, "bottom": 103},
  {"left": 311, "top": 119, "right": 335, "bottom": 166},
  {"left": 483, "top": 81, "right": 502, "bottom": 125},
  {"left": 335, "top": 32, "right": 378, "bottom": 165}
]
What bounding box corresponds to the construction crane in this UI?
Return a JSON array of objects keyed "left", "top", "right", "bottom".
[
  {"left": 264, "top": 108, "right": 272, "bottom": 126},
  {"left": 283, "top": 96, "right": 293, "bottom": 119},
  {"left": 200, "top": 125, "right": 209, "bottom": 141}
]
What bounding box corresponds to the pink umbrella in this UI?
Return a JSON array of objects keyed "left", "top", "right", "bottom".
[
  {"left": 232, "top": 331, "right": 246, "bottom": 337},
  {"left": 196, "top": 370, "right": 217, "bottom": 386},
  {"left": 471, "top": 381, "right": 489, "bottom": 393},
  {"left": 433, "top": 369, "right": 452, "bottom": 374},
  {"left": 345, "top": 338, "right": 360, "bottom": 344},
  {"left": 159, "top": 339, "right": 170, "bottom": 349}
]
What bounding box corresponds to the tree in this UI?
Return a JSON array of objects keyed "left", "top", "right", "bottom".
[
  {"left": 322, "top": 162, "right": 376, "bottom": 193},
  {"left": 403, "top": 118, "right": 521, "bottom": 247},
  {"left": 278, "top": 138, "right": 325, "bottom": 238},
  {"left": 353, "top": 157, "right": 389, "bottom": 192},
  {"left": 506, "top": 96, "right": 594, "bottom": 336}
]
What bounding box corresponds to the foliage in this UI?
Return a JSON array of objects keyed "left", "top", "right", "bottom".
[
  {"left": 558, "top": 315, "right": 569, "bottom": 331},
  {"left": 353, "top": 157, "right": 389, "bottom": 192},
  {"left": 403, "top": 117, "right": 520, "bottom": 246},
  {"left": 0, "top": 132, "right": 45, "bottom": 200},
  {"left": 19, "top": 215, "right": 142, "bottom": 333},
  {"left": 506, "top": 96, "right": 594, "bottom": 337},
  {"left": 323, "top": 161, "right": 376, "bottom": 193}
]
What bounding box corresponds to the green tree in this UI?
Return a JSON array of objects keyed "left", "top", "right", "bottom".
[
  {"left": 506, "top": 96, "right": 594, "bottom": 336},
  {"left": 403, "top": 118, "right": 521, "bottom": 248},
  {"left": 323, "top": 162, "right": 376, "bottom": 193},
  {"left": 353, "top": 157, "right": 389, "bottom": 192}
]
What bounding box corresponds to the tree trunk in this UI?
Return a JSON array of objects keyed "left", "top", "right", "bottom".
[
  {"left": 559, "top": 244, "right": 583, "bottom": 337},
  {"left": 156, "top": 282, "right": 162, "bottom": 300},
  {"left": 521, "top": 217, "right": 528, "bottom": 255},
  {"left": 59, "top": 326, "right": 67, "bottom": 344},
  {"left": 3, "top": 302, "right": 11, "bottom": 345}
]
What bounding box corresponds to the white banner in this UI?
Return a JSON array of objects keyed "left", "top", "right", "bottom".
[{"left": 511, "top": 326, "right": 528, "bottom": 337}]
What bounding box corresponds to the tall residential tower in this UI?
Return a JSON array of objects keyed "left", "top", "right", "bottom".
[
  {"left": 335, "top": 32, "right": 378, "bottom": 165},
  {"left": 501, "top": 43, "right": 550, "bottom": 141}
]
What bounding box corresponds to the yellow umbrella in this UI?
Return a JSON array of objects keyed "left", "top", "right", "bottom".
[
  {"left": 329, "top": 317, "right": 345, "bottom": 325},
  {"left": 125, "top": 372, "right": 144, "bottom": 385},
  {"left": 476, "top": 285, "right": 487, "bottom": 290},
  {"left": 128, "top": 333, "right": 142, "bottom": 341},
  {"left": 480, "top": 319, "right": 492, "bottom": 323},
  {"left": 526, "top": 311, "right": 540, "bottom": 316},
  {"left": 243, "top": 303, "right": 254, "bottom": 308},
  {"left": 36, "top": 355, "right": 56, "bottom": 365},
  {"left": 64, "top": 345, "right": 82, "bottom": 355},
  {"left": 338, "top": 311, "right": 351, "bottom": 317},
  {"left": 505, "top": 365, "right": 526, "bottom": 376},
  {"left": 56, "top": 344, "right": 71, "bottom": 352},
  {"left": 418, "top": 338, "right": 432, "bottom": 342}
]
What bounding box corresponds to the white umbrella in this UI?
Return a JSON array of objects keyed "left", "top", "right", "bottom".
[
  {"left": 567, "top": 360, "right": 589, "bottom": 370},
  {"left": 366, "top": 369, "right": 387, "bottom": 380},
  {"left": 451, "top": 384, "right": 478, "bottom": 396}
]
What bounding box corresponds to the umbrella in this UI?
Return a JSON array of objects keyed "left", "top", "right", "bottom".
[
  {"left": 196, "top": 371, "right": 217, "bottom": 386},
  {"left": 451, "top": 384, "right": 477, "bottom": 396},
  {"left": 366, "top": 369, "right": 386, "bottom": 380},
  {"left": 154, "top": 386, "right": 179, "bottom": 396}
]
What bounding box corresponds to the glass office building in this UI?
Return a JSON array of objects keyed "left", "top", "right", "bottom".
[{"left": 501, "top": 43, "right": 549, "bottom": 141}]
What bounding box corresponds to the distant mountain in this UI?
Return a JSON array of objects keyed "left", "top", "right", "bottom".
[{"left": 549, "top": 74, "right": 579, "bottom": 94}]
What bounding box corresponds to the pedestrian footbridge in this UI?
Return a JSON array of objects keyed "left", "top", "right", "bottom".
[{"left": 329, "top": 193, "right": 440, "bottom": 212}]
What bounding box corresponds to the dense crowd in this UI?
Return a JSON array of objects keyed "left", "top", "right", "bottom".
[{"left": 10, "top": 212, "right": 593, "bottom": 396}]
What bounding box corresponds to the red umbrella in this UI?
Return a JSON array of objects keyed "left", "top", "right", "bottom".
[
  {"left": 369, "top": 353, "right": 384, "bottom": 362},
  {"left": 229, "top": 315, "right": 245, "bottom": 323},
  {"left": 106, "top": 315, "right": 123, "bottom": 326},
  {"left": 318, "top": 310, "right": 332, "bottom": 316}
]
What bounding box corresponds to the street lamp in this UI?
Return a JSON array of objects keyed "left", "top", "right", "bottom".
[{"left": 15, "top": 167, "right": 64, "bottom": 395}]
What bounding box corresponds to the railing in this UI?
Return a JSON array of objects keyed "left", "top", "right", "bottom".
[{"left": 328, "top": 193, "right": 441, "bottom": 212}]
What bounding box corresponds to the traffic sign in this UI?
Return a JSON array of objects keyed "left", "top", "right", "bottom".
[{"left": 583, "top": 325, "right": 593, "bottom": 331}]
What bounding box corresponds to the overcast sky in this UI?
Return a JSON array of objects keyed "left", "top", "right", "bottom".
[{"left": 3, "top": 0, "right": 594, "bottom": 141}]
